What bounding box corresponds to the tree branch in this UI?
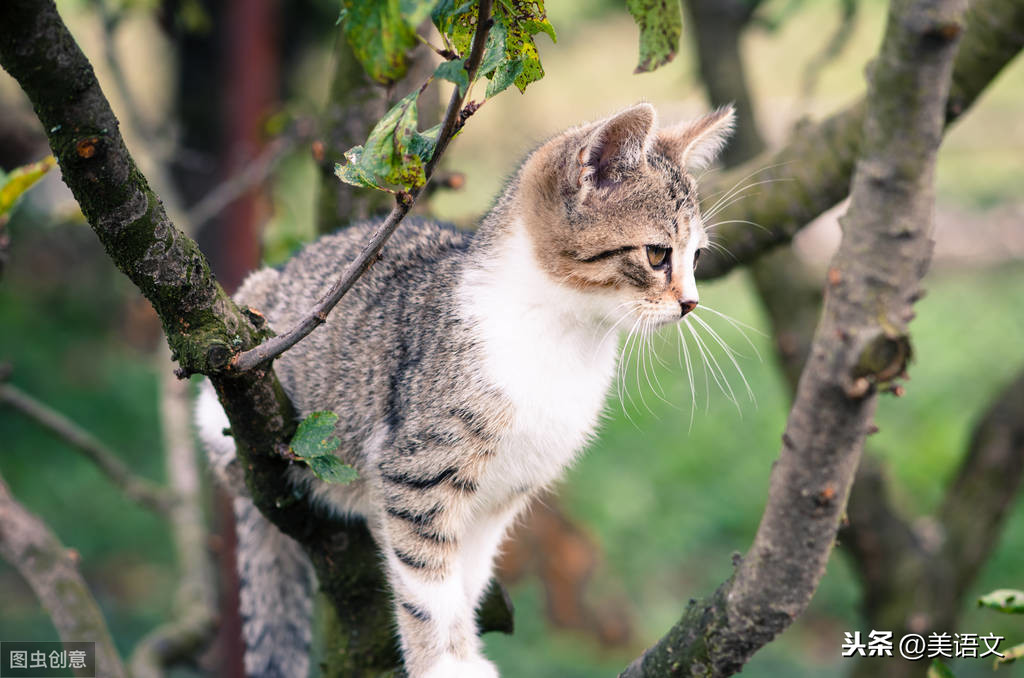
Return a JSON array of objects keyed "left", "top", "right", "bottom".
[
  {"left": 186, "top": 122, "right": 310, "bottom": 232},
  {"left": 130, "top": 354, "right": 218, "bottom": 677},
  {"left": 0, "top": 381, "right": 177, "bottom": 515},
  {"left": 622, "top": 0, "right": 966, "bottom": 674},
  {"left": 939, "top": 369, "right": 1024, "bottom": 597},
  {"left": 683, "top": 0, "right": 766, "bottom": 166},
  {"left": 0, "top": 2, "right": 509, "bottom": 674},
  {"left": 231, "top": 0, "right": 494, "bottom": 373},
  {"left": 0, "top": 473, "right": 128, "bottom": 678},
  {"left": 696, "top": 0, "right": 1024, "bottom": 281}
]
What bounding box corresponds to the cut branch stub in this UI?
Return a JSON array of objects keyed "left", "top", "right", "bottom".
[{"left": 848, "top": 331, "right": 913, "bottom": 398}]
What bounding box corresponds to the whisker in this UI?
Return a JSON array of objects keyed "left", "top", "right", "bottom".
[
  {"left": 687, "top": 319, "right": 741, "bottom": 413},
  {"left": 690, "top": 313, "right": 757, "bottom": 406},
  {"left": 702, "top": 177, "right": 796, "bottom": 222},
  {"left": 593, "top": 302, "right": 640, "bottom": 360},
  {"left": 634, "top": 316, "right": 655, "bottom": 415},
  {"left": 684, "top": 318, "right": 713, "bottom": 412},
  {"left": 699, "top": 162, "right": 794, "bottom": 213},
  {"left": 703, "top": 239, "right": 739, "bottom": 262},
  {"left": 695, "top": 305, "right": 766, "bottom": 362},
  {"left": 675, "top": 323, "right": 697, "bottom": 431},
  {"left": 641, "top": 318, "right": 675, "bottom": 410},
  {"left": 703, "top": 219, "right": 770, "bottom": 233},
  {"left": 618, "top": 315, "right": 644, "bottom": 421}
]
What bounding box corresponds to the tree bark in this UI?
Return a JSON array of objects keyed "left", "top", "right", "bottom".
[
  {"left": 696, "top": 0, "right": 1024, "bottom": 281},
  {"left": 621, "top": 0, "right": 966, "bottom": 674},
  {"left": 0, "top": 475, "right": 128, "bottom": 678},
  {"left": 0, "top": 2, "right": 505, "bottom": 674}
]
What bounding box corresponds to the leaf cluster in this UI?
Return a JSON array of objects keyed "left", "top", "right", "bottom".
[{"left": 335, "top": 0, "right": 556, "bottom": 193}]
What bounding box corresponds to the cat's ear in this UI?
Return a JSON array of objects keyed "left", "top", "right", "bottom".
[
  {"left": 657, "top": 105, "right": 735, "bottom": 170},
  {"left": 577, "top": 103, "right": 656, "bottom": 190}
]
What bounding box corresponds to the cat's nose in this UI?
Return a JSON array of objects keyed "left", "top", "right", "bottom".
[{"left": 680, "top": 299, "right": 698, "bottom": 317}]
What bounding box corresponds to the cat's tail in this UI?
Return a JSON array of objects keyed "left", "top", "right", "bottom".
[{"left": 196, "top": 381, "right": 315, "bottom": 678}]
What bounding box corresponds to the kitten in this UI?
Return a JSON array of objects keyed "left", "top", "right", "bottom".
[{"left": 197, "top": 102, "right": 735, "bottom": 678}]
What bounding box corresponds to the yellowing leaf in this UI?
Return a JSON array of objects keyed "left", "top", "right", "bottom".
[
  {"left": 0, "top": 156, "right": 56, "bottom": 217},
  {"left": 979, "top": 589, "right": 1024, "bottom": 614},
  {"left": 627, "top": 0, "right": 683, "bottom": 73}
]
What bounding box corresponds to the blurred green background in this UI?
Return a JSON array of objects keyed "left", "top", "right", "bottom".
[{"left": 1, "top": 0, "right": 1022, "bottom": 676}]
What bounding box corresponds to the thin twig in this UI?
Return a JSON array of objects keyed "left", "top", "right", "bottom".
[
  {"left": 130, "top": 351, "right": 218, "bottom": 677},
  {"left": 0, "top": 473, "right": 129, "bottom": 678},
  {"left": 231, "top": 0, "right": 495, "bottom": 373},
  {"left": 186, "top": 126, "right": 309, "bottom": 231},
  {"left": 0, "top": 382, "right": 177, "bottom": 515}
]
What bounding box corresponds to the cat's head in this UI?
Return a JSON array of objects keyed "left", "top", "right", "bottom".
[{"left": 519, "top": 103, "right": 734, "bottom": 327}]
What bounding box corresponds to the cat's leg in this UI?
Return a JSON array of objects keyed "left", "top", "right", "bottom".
[
  {"left": 460, "top": 496, "right": 532, "bottom": 612},
  {"left": 373, "top": 474, "right": 498, "bottom": 677}
]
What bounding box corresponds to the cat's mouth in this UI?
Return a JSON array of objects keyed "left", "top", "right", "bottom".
[{"left": 636, "top": 303, "right": 687, "bottom": 328}]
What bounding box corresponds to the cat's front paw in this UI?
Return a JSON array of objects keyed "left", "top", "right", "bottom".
[{"left": 419, "top": 654, "right": 499, "bottom": 678}]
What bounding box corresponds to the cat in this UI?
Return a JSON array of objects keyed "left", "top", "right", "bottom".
[{"left": 196, "top": 102, "right": 735, "bottom": 678}]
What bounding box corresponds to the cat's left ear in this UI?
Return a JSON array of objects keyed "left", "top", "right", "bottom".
[
  {"left": 657, "top": 105, "right": 735, "bottom": 170},
  {"left": 578, "top": 103, "right": 657, "bottom": 191}
]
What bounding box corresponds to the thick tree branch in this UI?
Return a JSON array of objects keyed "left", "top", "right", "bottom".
[
  {"left": 231, "top": 1, "right": 494, "bottom": 373},
  {"left": 697, "top": 0, "right": 1024, "bottom": 280},
  {"left": 0, "top": 474, "right": 128, "bottom": 678},
  {"left": 681, "top": 4, "right": 941, "bottom": 657},
  {"left": 0, "top": 2, "right": 509, "bottom": 674},
  {"left": 622, "top": 0, "right": 965, "bottom": 674},
  {"left": 0, "top": 381, "right": 177, "bottom": 515}
]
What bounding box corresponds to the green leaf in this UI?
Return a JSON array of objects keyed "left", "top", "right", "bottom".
[
  {"left": 995, "top": 641, "right": 1024, "bottom": 667},
  {"left": 367, "top": 91, "right": 427, "bottom": 189},
  {"left": 978, "top": 589, "right": 1024, "bottom": 614},
  {"left": 477, "top": 18, "right": 508, "bottom": 76},
  {"left": 290, "top": 411, "right": 341, "bottom": 458},
  {"left": 485, "top": 57, "right": 524, "bottom": 98},
  {"left": 0, "top": 156, "right": 56, "bottom": 217},
  {"left": 627, "top": 0, "right": 683, "bottom": 73},
  {"left": 335, "top": 147, "right": 382, "bottom": 190},
  {"left": 341, "top": 0, "right": 428, "bottom": 85},
  {"left": 493, "top": 0, "right": 557, "bottom": 93},
  {"left": 410, "top": 123, "right": 442, "bottom": 164},
  {"left": 289, "top": 412, "right": 357, "bottom": 485},
  {"left": 434, "top": 58, "right": 470, "bottom": 95},
  {"left": 306, "top": 454, "right": 360, "bottom": 485},
  {"left": 336, "top": 91, "right": 427, "bottom": 192},
  {"left": 927, "top": 659, "right": 956, "bottom": 678},
  {"left": 432, "top": 0, "right": 477, "bottom": 55}
]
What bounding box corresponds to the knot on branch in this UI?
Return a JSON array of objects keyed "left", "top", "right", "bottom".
[
  {"left": 846, "top": 331, "right": 913, "bottom": 399},
  {"left": 75, "top": 136, "right": 101, "bottom": 159},
  {"left": 170, "top": 332, "right": 249, "bottom": 379},
  {"left": 922, "top": 20, "right": 963, "bottom": 45}
]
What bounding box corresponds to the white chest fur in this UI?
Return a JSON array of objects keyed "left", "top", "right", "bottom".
[{"left": 459, "top": 226, "right": 621, "bottom": 504}]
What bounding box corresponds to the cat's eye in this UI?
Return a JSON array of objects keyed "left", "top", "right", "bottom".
[
  {"left": 693, "top": 248, "right": 702, "bottom": 269},
  {"left": 646, "top": 245, "right": 670, "bottom": 269}
]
